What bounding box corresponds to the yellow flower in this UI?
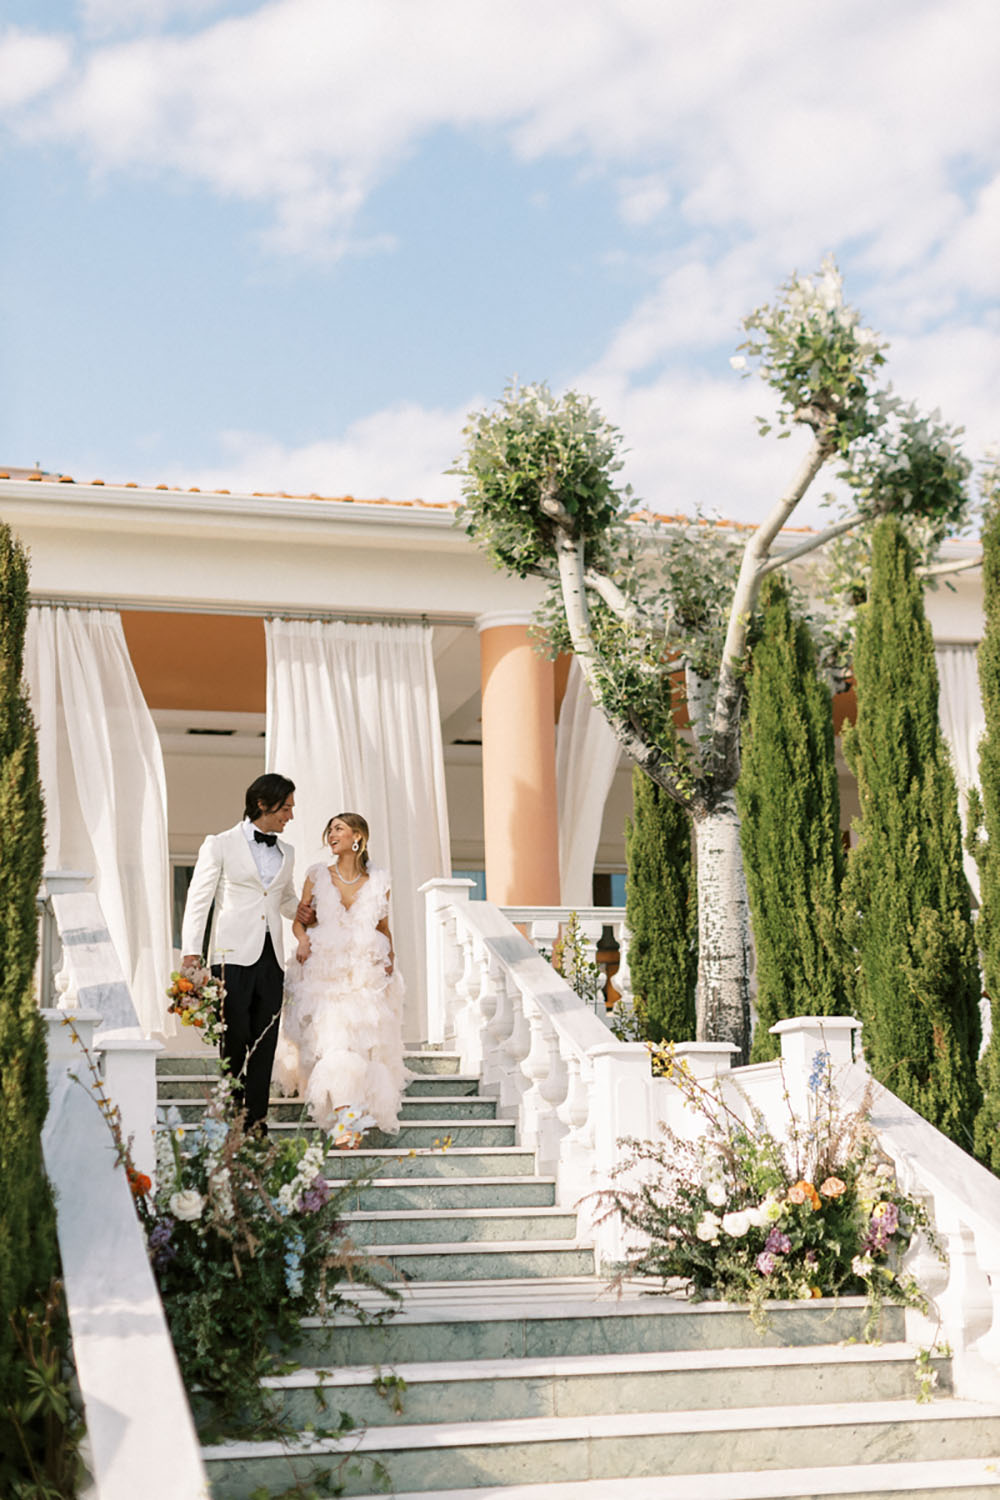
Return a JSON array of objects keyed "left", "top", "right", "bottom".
[{"left": 811, "top": 1287, "right": 823, "bottom": 1299}]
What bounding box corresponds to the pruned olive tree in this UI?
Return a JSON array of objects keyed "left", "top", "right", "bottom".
[{"left": 454, "top": 258, "right": 975, "bottom": 1060}]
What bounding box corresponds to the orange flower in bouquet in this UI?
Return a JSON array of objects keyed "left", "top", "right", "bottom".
[
  {"left": 166, "top": 961, "right": 226, "bottom": 1048},
  {"left": 787, "top": 1180, "right": 822, "bottom": 1211}
]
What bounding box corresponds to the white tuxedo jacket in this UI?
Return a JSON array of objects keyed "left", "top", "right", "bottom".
[{"left": 181, "top": 824, "right": 299, "bottom": 968}]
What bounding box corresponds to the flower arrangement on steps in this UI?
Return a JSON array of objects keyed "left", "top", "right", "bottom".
[
  {"left": 599, "top": 1044, "right": 939, "bottom": 1338},
  {"left": 137, "top": 1076, "right": 399, "bottom": 1436}
]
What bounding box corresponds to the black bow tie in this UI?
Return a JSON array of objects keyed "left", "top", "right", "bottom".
[{"left": 253, "top": 830, "right": 278, "bottom": 847}]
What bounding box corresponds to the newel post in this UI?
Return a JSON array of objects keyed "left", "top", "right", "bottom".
[
  {"left": 771, "top": 1016, "right": 863, "bottom": 1117},
  {"left": 419, "top": 878, "right": 476, "bottom": 1046}
]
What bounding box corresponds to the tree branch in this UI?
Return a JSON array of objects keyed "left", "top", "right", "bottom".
[
  {"left": 757, "top": 511, "right": 864, "bottom": 576},
  {"left": 555, "top": 534, "right": 696, "bottom": 809},
  {"left": 583, "top": 568, "right": 674, "bottom": 635},
  {"left": 916, "top": 553, "right": 982, "bottom": 579},
  {"left": 709, "top": 432, "right": 832, "bottom": 789}
]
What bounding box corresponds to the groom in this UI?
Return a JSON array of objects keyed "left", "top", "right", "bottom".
[{"left": 181, "top": 772, "right": 305, "bottom": 1130}]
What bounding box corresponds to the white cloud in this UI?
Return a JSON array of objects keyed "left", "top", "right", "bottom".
[
  {"left": 6, "top": 0, "right": 998, "bottom": 267},
  {"left": 0, "top": 29, "right": 71, "bottom": 109},
  {"left": 161, "top": 398, "right": 473, "bottom": 501}
]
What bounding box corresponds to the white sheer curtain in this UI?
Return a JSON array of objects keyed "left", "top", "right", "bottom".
[
  {"left": 556, "top": 657, "right": 622, "bottom": 907},
  {"left": 936, "top": 644, "right": 986, "bottom": 900},
  {"left": 25, "top": 607, "right": 172, "bottom": 1034},
  {"left": 264, "top": 619, "right": 451, "bottom": 1043}
]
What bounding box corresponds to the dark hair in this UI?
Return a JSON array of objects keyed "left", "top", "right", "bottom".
[
  {"left": 244, "top": 773, "right": 295, "bottom": 822},
  {"left": 323, "top": 811, "right": 370, "bottom": 872}
]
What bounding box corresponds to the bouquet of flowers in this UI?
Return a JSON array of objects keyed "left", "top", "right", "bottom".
[
  {"left": 601, "top": 1045, "right": 933, "bottom": 1333},
  {"left": 165, "top": 960, "right": 226, "bottom": 1048},
  {"left": 137, "top": 1080, "right": 397, "bottom": 1425}
]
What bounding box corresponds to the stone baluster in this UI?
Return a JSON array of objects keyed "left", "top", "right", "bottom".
[
  {"left": 465, "top": 932, "right": 499, "bottom": 1078},
  {"left": 519, "top": 1004, "right": 564, "bottom": 1165},
  {"left": 612, "top": 917, "right": 634, "bottom": 1010},
  {"left": 556, "top": 1046, "right": 597, "bottom": 1211},
  {"left": 451, "top": 921, "right": 481, "bottom": 1075},
  {"left": 481, "top": 958, "right": 516, "bottom": 1100},
  {"left": 497, "top": 981, "right": 533, "bottom": 1121},
  {"left": 528, "top": 916, "right": 562, "bottom": 963}
]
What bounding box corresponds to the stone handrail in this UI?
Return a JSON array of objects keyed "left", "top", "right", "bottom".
[
  {"left": 42, "top": 1009, "right": 208, "bottom": 1499},
  {"left": 421, "top": 883, "right": 1000, "bottom": 1394},
  {"left": 421, "top": 879, "right": 742, "bottom": 1255}
]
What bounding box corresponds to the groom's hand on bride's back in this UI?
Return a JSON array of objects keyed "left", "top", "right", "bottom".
[{"left": 295, "top": 899, "right": 317, "bottom": 927}]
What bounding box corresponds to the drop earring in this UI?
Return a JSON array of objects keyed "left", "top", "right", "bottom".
[{"left": 352, "top": 839, "right": 360, "bottom": 852}]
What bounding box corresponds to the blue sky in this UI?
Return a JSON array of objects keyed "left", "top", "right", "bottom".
[{"left": 2, "top": 0, "right": 998, "bottom": 524}]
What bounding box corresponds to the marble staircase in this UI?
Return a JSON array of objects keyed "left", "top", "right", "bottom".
[{"left": 156, "top": 1051, "right": 1000, "bottom": 1499}]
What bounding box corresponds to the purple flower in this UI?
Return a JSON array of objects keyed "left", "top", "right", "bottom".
[
  {"left": 149, "top": 1217, "right": 177, "bottom": 1268},
  {"left": 297, "top": 1175, "right": 331, "bottom": 1214},
  {"left": 149, "top": 1218, "right": 174, "bottom": 1249},
  {"left": 755, "top": 1251, "right": 777, "bottom": 1275},
  {"left": 764, "top": 1228, "right": 791, "bottom": 1255}
]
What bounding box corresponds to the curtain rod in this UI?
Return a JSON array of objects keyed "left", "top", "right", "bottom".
[{"left": 28, "top": 595, "right": 474, "bottom": 628}]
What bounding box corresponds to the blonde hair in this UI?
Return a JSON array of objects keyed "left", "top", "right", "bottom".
[{"left": 323, "top": 811, "right": 370, "bottom": 871}]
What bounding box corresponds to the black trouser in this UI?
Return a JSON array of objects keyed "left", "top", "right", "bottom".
[{"left": 214, "top": 932, "right": 283, "bottom": 1127}]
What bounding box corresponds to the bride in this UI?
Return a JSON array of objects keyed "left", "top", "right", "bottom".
[{"left": 275, "top": 812, "right": 408, "bottom": 1145}]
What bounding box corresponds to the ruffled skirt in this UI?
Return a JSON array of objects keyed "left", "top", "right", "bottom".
[{"left": 274, "top": 920, "right": 408, "bottom": 1133}]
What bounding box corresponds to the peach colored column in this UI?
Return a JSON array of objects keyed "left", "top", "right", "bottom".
[{"left": 477, "top": 612, "right": 561, "bottom": 907}]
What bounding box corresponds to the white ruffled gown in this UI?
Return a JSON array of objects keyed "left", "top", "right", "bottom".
[{"left": 274, "top": 863, "right": 408, "bottom": 1135}]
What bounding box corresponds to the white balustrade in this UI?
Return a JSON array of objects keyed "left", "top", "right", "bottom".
[{"left": 423, "top": 882, "right": 1000, "bottom": 1390}]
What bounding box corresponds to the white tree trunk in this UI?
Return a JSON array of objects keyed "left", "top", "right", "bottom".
[{"left": 693, "top": 795, "right": 752, "bottom": 1060}]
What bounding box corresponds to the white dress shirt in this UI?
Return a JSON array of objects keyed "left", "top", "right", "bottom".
[{"left": 242, "top": 817, "right": 283, "bottom": 888}]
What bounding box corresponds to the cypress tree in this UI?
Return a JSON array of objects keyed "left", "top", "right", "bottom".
[
  {"left": 843, "top": 517, "right": 981, "bottom": 1147},
  {"left": 972, "top": 496, "right": 1000, "bottom": 1167},
  {"left": 737, "top": 574, "right": 847, "bottom": 1062},
  {"left": 0, "top": 522, "right": 58, "bottom": 1472},
  {"left": 625, "top": 765, "right": 697, "bottom": 1043}
]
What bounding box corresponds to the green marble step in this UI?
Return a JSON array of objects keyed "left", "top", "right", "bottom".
[
  {"left": 261, "top": 1342, "right": 949, "bottom": 1431},
  {"left": 405, "top": 1075, "right": 480, "bottom": 1097},
  {"left": 398, "top": 1098, "right": 497, "bottom": 1120},
  {"left": 346, "top": 1178, "right": 557, "bottom": 1212},
  {"left": 344, "top": 1206, "right": 579, "bottom": 1246},
  {"left": 158, "top": 1098, "right": 312, "bottom": 1123},
  {"left": 154, "top": 1081, "right": 486, "bottom": 1111},
  {"left": 156, "top": 1096, "right": 498, "bottom": 1125},
  {"left": 286, "top": 1295, "right": 904, "bottom": 1368},
  {"left": 200, "top": 1398, "right": 1000, "bottom": 1497},
  {"left": 362, "top": 1121, "right": 517, "bottom": 1150},
  {"left": 323, "top": 1147, "right": 538, "bottom": 1180},
  {"left": 156, "top": 1054, "right": 221, "bottom": 1075},
  {"left": 372, "top": 1240, "right": 595, "bottom": 1283}
]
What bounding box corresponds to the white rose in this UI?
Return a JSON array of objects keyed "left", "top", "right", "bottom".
[
  {"left": 745, "top": 1204, "right": 769, "bottom": 1230},
  {"left": 169, "top": 1189, "right": 205, "bottom": 1222},
  {"left": 722, "top": 1210, "right": 751, "bottom": 1238},
  {"left": 705, "top": 1180, "right": 728, "bottom": 1207},
  {"left": 695, "top": 1212, "right": 721, "bottom": 1242}
]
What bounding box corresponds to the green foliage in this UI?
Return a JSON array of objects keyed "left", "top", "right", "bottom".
[
  {"left": 738, "top": 256, "right": 887, "bottom": 455},
  {"left": 602, "top": 1046, "right": 930, "bottom": 1334},
  {"left": 552, "top": 912, "right": 604, "bottom": 1012},
  {"left": 0, "top": 522, "right": 66, "bottom": 1494},
  {"left": 843, "top": 518, "right": 982, "bottom": 1148},
  {"left": 453, "top": 381, "right": 628, "bottom": 577},
  {"left": 625, "top": 767, "right": 697, "bottom": 1042},
  {"left": 971, "top": 455, "right": 1000, "bottom": 1167},
  {"left": 145, "top": 1083, "right": 398, "bottom": 1433},
  {"left": 737, "top": 575, "right": 847, "bottom": 1060}
]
